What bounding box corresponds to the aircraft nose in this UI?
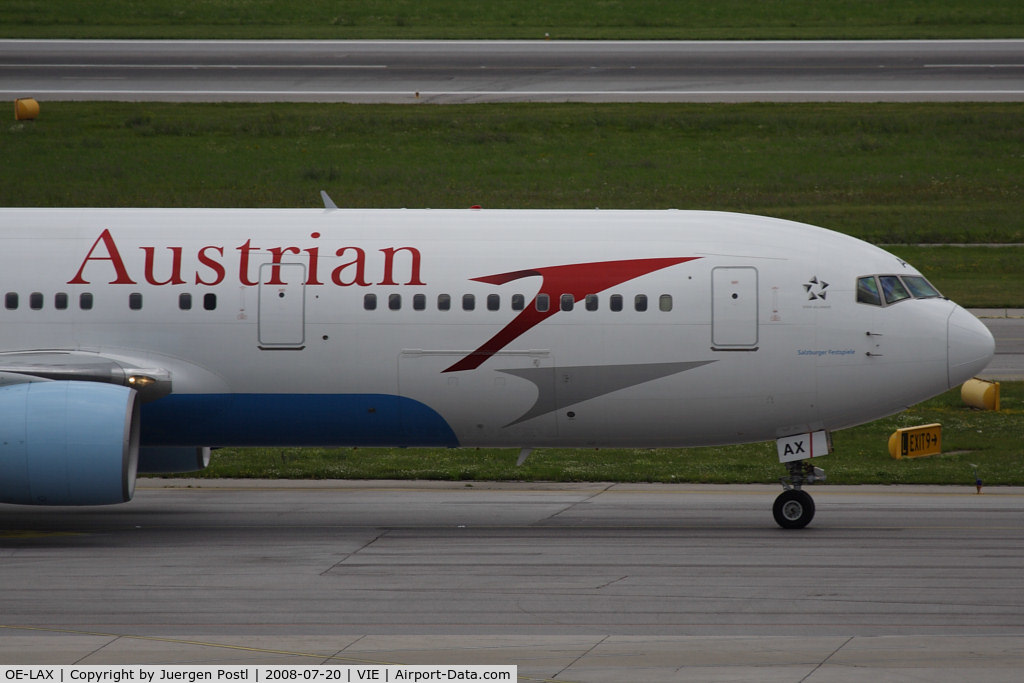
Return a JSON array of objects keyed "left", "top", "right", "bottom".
[{"left": 947, "top": 306, "right": 995, "bottom": 387}]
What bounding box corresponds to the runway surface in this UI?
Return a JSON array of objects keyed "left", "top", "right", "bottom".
[
  {"left": 2, "top": 39, "right": 1024, "bottom": 102},
  {"left": 3, "top": 480, "right": 1024, "bottom": 680}
]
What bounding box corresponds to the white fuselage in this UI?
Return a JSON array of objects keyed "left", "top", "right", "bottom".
[{"left": 0, "top": 208, "right": 994, "bottom": 450}]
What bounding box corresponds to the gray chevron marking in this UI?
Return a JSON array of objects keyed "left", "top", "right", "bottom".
[{"left": 499, "top": 360, "right": 716, "bottom": 427}]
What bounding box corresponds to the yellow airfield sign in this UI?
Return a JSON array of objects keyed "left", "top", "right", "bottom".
[{"left": 889, "top": 423, "right": 942, "bottom": 459}]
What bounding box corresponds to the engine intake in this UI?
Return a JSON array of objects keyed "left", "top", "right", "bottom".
[{"left": 0, "top": 381, "right": 140, "bottom": 505}]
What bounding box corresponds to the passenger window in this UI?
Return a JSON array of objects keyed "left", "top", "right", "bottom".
[
  {"left": 129, "top": 293, "right": 143, "bottom": 310},
  {"left": 389, "top": 293, "right": 401, "bottom": 310},
  {"left": 585, "top": 294, "right": 598, "bottom": 311},
  {"left": 437, "top": 294, "right": 451, "bottom": 311},
  {"left": 29, "top": 292, "right": 43, "bottom": 310},
  {"left": 462, "top": 294, "right": 475, "bottom": 311},
  {"left": 902, "top": 275, "right": 942, "bottom": 299},
  {"left": 487, "top": 294, "right": 500, "bottom": 311},
  {"left": 560, "top": 294, "right": 574, "bottom": 312},
  {"left": 364, "top": 293, "right": 377, "bottom": 310},
  {"left": 55, "top": 293, "right": 68, "bottom": 310},
  {"left": 413, "top": 293, "right": 426, "bottom": 311},
  {"left": 535, "top": 294, "right": 550, "bottom": 312},
  {"left": 511, "top": 294, "right": 525, "bottom": 311},
  {"left": 203, "top": 293, "right": 217, "bottom": 310},
  {"left": 5, "top": 293, "right": 17, "bottom": 310},
  {"left": 80, "top": 293, "right": 93, "bottom": 310},
  {"left": 659, "top": 294, "right": 673, "bottom": 312},
  {"left": 610, "top": 294, "right": 623, "bottom": 312},
  {"left": 879, "top": 276, "right": 911, "bottom": 305},
  {"left": 635, "top": 294, "right": 648, "bottom": 312},
  {"left": 179, "top": 293, "right": 193, "bottom": 310}
]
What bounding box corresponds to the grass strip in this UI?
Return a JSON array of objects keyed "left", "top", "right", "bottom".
[
  {"left": 887, "top": 247, "right": 1024, "bottom": 308},
  {"left": 164, "top": 383, "right": 1023, "bottom": 486},
  {"left": 3, "top": 1, "right": 1023, "bottom": 39},
  {"left": 5, "top": 101, "right": 1022, "bottom": 305}
]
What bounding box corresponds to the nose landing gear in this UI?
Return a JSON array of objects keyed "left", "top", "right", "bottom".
[
  {"left": 774, "top": 488, "right": 815, "bottom": 529},
  {"left": 773, "top": 460, "right": 825, "bottom": 529}
]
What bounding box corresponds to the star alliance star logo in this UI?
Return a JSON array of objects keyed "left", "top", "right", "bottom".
[{"left": 804, "top": 276, "right": 829, "bottom": 301}]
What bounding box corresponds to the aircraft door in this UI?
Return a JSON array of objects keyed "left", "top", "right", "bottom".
[
  {"left": 711, "top": 266, "right": 759, "bottom": 349},
  {"left": 258, "top": 262, "right": 306, "bottom": 349}
]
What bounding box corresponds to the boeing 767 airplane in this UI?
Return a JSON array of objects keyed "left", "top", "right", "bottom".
[{"left": 0, "top": 205, "right": 995, "bottom": 527}]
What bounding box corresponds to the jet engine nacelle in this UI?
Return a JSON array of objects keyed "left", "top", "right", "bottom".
[{"left": 0, "top": 381, "right": 139, "bottom": 505}]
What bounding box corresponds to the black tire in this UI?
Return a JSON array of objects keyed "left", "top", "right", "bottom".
[{"left": 773, "top": 489, "right": 815, "bottom": 529}]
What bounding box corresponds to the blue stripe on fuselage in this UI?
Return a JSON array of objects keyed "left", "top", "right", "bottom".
[{"left": 140, "top": 393, "right": 459, "bottom": 447}]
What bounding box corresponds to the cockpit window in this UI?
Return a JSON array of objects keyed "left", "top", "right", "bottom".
[
  {"left": 902, "top": 275, "right": 942, "bottom": 299},
  {"left": 856, "top": 274, "right": 942, "bottom": 307},
  {"left": 879, "top": 276, "right": 911, "bottom": 304},
  {"left": 857, "top": 276, "right": 882, "bottom": 306}
]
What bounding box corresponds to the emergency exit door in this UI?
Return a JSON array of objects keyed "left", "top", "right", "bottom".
[
  {"left": 711, "top": 267, "right": 758, "bottom": 349},
  {"left": 258, "top": 263, "right": 306, "bottom": 349}
]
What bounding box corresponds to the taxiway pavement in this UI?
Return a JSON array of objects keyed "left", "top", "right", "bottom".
[
  {"left": 3, "top": 39, "right": 1024, "bottom": 102},
  {"left": 3, "top": 480, "right": 1024, "bottom": 681}
]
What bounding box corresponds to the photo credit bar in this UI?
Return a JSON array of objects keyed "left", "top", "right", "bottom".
[{"left": 0, "top": 667, "right": 516, "bottom": 683}]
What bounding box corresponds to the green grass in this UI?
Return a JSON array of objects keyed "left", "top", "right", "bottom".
[
  {"left": 164, "top": 383, "right": 1024, "bottom": 486},
  {"left": 888, "top": 246, "right": 1024, "bottom": 308},
  {"left": 5, "top": 102, "right": 1023, "bottom": 238},
  {"left": 4, "top": 101, "right": 1022, "bottom": 305},
  {"left": 3, "top": 1, "right": 1023, "bottom": 39}
]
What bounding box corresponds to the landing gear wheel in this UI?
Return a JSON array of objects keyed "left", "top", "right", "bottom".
[{"left": 773, "top": 489, "right": 815, "bottom": 529}]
